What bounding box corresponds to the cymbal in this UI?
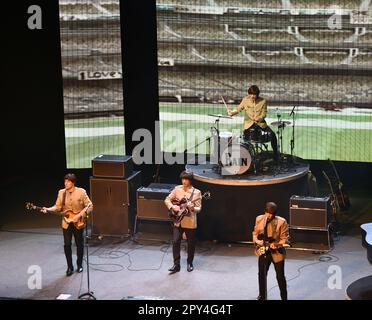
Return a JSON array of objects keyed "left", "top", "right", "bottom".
[
  {"left": 208, "top": 114, "right": 232, "bottom": 119},
  {"left": 271, "top": 120, "right": 291, "bottom": 127}
]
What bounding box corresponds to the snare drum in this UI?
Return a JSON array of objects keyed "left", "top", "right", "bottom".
[
  {"left": 257, "top": 130, "right": 272, "bottom": 143},
  {"left": 211, "top": 131, "right": 238, "bottom": 164},
  {"left": 243, "top": 125, "right": 272, "bottom": 144},
  {"left": 219, "top": 131, "right": 234, "bottom": 147},
  {"left": 243, "top": 127, "right": 259, "bottom": 142}
]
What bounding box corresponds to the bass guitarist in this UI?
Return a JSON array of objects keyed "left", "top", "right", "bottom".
[
  {"left": 41, "top": 173, "right": 93, "bottom": 276},
  {"left": 252, "top": 202, "right": 289, "bottom": 300},
  {"left": 164, "top": 171, "right": 202, "bottom": 274}
]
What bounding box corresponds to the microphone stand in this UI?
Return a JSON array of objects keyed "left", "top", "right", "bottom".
[
  {"left": 78, "top": 213, "right": 96, "bottom": 300},
  {"left": 183, "top": 136, "right": 212, "bottom": 164},
  {"left": 183, "top": 118, "right": 224, "bottom": 166},
  {"left": 289, "top": 105, "right": 296, "bottom": 164},
  {"left": 258, "top": 233, "right": 271, "bottom": 300}
]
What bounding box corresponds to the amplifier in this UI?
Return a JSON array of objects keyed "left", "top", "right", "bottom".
[
  {"left": 92, "top": 154, "right": 133, "bottom": 179},
  {"left": 90, "top": 171, "right": 141, "bottom": 237},
  {"left": 136, "top": 183, "right": 177, "bottom": 221},
  {"left": 290, "top": 228, "right": 333, "bottom": 252},
  {"left": 290, "top": 195, "right": 331, "bottom": 230}
]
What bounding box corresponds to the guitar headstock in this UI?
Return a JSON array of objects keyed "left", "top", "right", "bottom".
[
  {"left": 25, "top": 202, "right": 36, "bottom": 210},
  {"left": 203, "top": 191, "right": 211, "bottom": 200}
]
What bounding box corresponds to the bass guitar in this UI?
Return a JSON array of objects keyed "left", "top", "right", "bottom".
[{"left": 25, "top": 202, "right": 90, "bottom": 230}]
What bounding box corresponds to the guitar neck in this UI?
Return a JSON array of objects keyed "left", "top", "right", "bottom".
[
  {"left": 26, "top": 204, "right": 55, "bottom": 214},
  {"left": 189, "top": 192, "right": 209, "bottom": 203}
]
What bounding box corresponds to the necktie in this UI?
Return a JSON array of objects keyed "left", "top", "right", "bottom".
[{"left": 264, "top": 218, "right": 269, "bottom": 241}]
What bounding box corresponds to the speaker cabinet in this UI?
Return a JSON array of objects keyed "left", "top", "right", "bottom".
[
  {"left": 136, "top": 183, "right": 177, "bottom": 221},
  {"left": 290, "top": 228, "right": 333, "bottom": 251},
  {"left": 290, "top": 195, "right": 331, "bottom": 230},
  {"left": 92, "top": 154, "right": 133, "bottom": 179},
  {"left": 90, "top": 171, "right": 141, "bottom": 237}
]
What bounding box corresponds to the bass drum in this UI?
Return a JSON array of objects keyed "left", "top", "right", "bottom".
[{"left": 220, "top": 142, "right": 254, "bottom": 175}]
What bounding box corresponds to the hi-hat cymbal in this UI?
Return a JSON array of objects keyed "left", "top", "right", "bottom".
[
  {"left": 208, "top": 114, "right": 233, "bottom": 119},
  {"left": 271, "top": 120, "right": 291, "bottom": 128}
]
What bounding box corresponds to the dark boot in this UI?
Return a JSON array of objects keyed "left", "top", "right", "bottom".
[
  {"left": 64, "top": 245, "right": 73, "bottom": 269},
  {"left": 168, "top": 264, "right": 180, "bottom": 274},
  {"left": 187, "top": 263, "right": 194, "bottom": 272}
]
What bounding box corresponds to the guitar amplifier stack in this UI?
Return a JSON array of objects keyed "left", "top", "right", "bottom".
[
  {"left": 289, "top": 195, "right": 333, "bottom": 251},
  {"left": 135, "top": 183, "right": 177, "bottom": 234},
  {"left": 92, "top": 154, "right": 133, "bottom": 179},
  {"left": 90, "top": 155, "right": 141, "bottom": 237}
]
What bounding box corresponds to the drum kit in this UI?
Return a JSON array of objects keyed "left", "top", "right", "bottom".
[{"left": 208, "top": 111, "right": 293, "bottom": 176}]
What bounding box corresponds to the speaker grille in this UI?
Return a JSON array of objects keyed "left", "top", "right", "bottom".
[
  {"left": 290, "top": 196, "right": 331, "bottom": 230},
  {"left": 290, "top": 208, "right": 327, "bottom": 229},
  {"left": 137, "top": 199, "right": 171, "bottom": 221},
  {"left": 290, "top": 228, "right": 332, "bottom": 251}
]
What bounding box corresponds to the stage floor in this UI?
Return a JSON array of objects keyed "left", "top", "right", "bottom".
[{"left": 0, "top": 221, "right": 370, "bottom": 300}]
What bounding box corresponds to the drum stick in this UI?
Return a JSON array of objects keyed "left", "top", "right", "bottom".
[{"left": 221, "top": 96, "right": 230, "bottom": 111}]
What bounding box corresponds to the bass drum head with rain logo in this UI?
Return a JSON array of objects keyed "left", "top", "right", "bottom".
[{"left": 220, "top": 142, "right": 252, "bottom": 175}]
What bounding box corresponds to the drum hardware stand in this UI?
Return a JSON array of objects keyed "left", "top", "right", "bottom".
[
  {"left": 279, "top": 126, "right": 284, "bottom": 158},
  {"left": 211, "top": 118, "right": 222, "bottom": 174},
  {"left": 275, "top": 113, "right": 285, "bottom": 167},
  {"left": 275, "top": 113, "right": 281, "bottom": 154},
  {"left": 207, "top": 114, "right": 235, "bottom": 174},
  {"left": 289, "top": 105, "right": 297, "bottom": 165},
  {"left": 251, "top": 142, "right": 267, "bottom": 175}
]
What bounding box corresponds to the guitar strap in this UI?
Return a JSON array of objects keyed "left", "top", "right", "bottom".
[
  {"left": 61, "top": 190, "right": 66, "bottom": 213},
  {"left": 188, "top": 187, "right": 195, "bottom": 202}
]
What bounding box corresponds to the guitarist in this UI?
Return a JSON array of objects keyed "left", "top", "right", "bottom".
[
  {"left": 252, "top": 202, "right": 289, "bottom": 300},
  {"left": 164, "top": 171, "right": 202, "bottom": 274},
  {"left": 41, "top": 173, "right": 93, "bottom": 276}
]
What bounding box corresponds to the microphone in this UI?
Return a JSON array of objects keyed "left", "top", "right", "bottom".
[
  {"left": 290, "top": 105, "right": 296, "bottom": 117},
  {"left": 257, "top": 233, "right": 265, "bottom": 240}
]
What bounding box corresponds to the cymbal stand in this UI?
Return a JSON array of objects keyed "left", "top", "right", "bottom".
[
  {"left": 290, "top": 105, "right": 296, "bottom": 164},
  {"left": 276, "top": 113, "right": 284, "bottom": 155},
  {"left": 212, "top": 118, "right": 222, "bottom": 174}
]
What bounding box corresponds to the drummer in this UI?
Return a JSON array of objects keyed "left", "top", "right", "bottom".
[{"left": 227, "top": 85, "right": 278, "bottom": 162}]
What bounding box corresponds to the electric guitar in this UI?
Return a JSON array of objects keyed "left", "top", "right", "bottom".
[
  {"left": 254, "top": 236, "right": 290, "bottom": 256},
  {"left": 329, "top": 160, "right": 350, "bottom": 211},
  {"left": 323, "top": 160, "right": 350, "bottom": 213},
  {"left": 255, "top": 242, "right": 290, "bottom": 256},
  {"left": 168, "top": 191, "right": 211, "bottom": 223},
  {"left": 25, "top": 202, "right": 90, "bottom": 229},
  {"left": 322, "top": 170, "right": 339, "bottom": 217}
]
